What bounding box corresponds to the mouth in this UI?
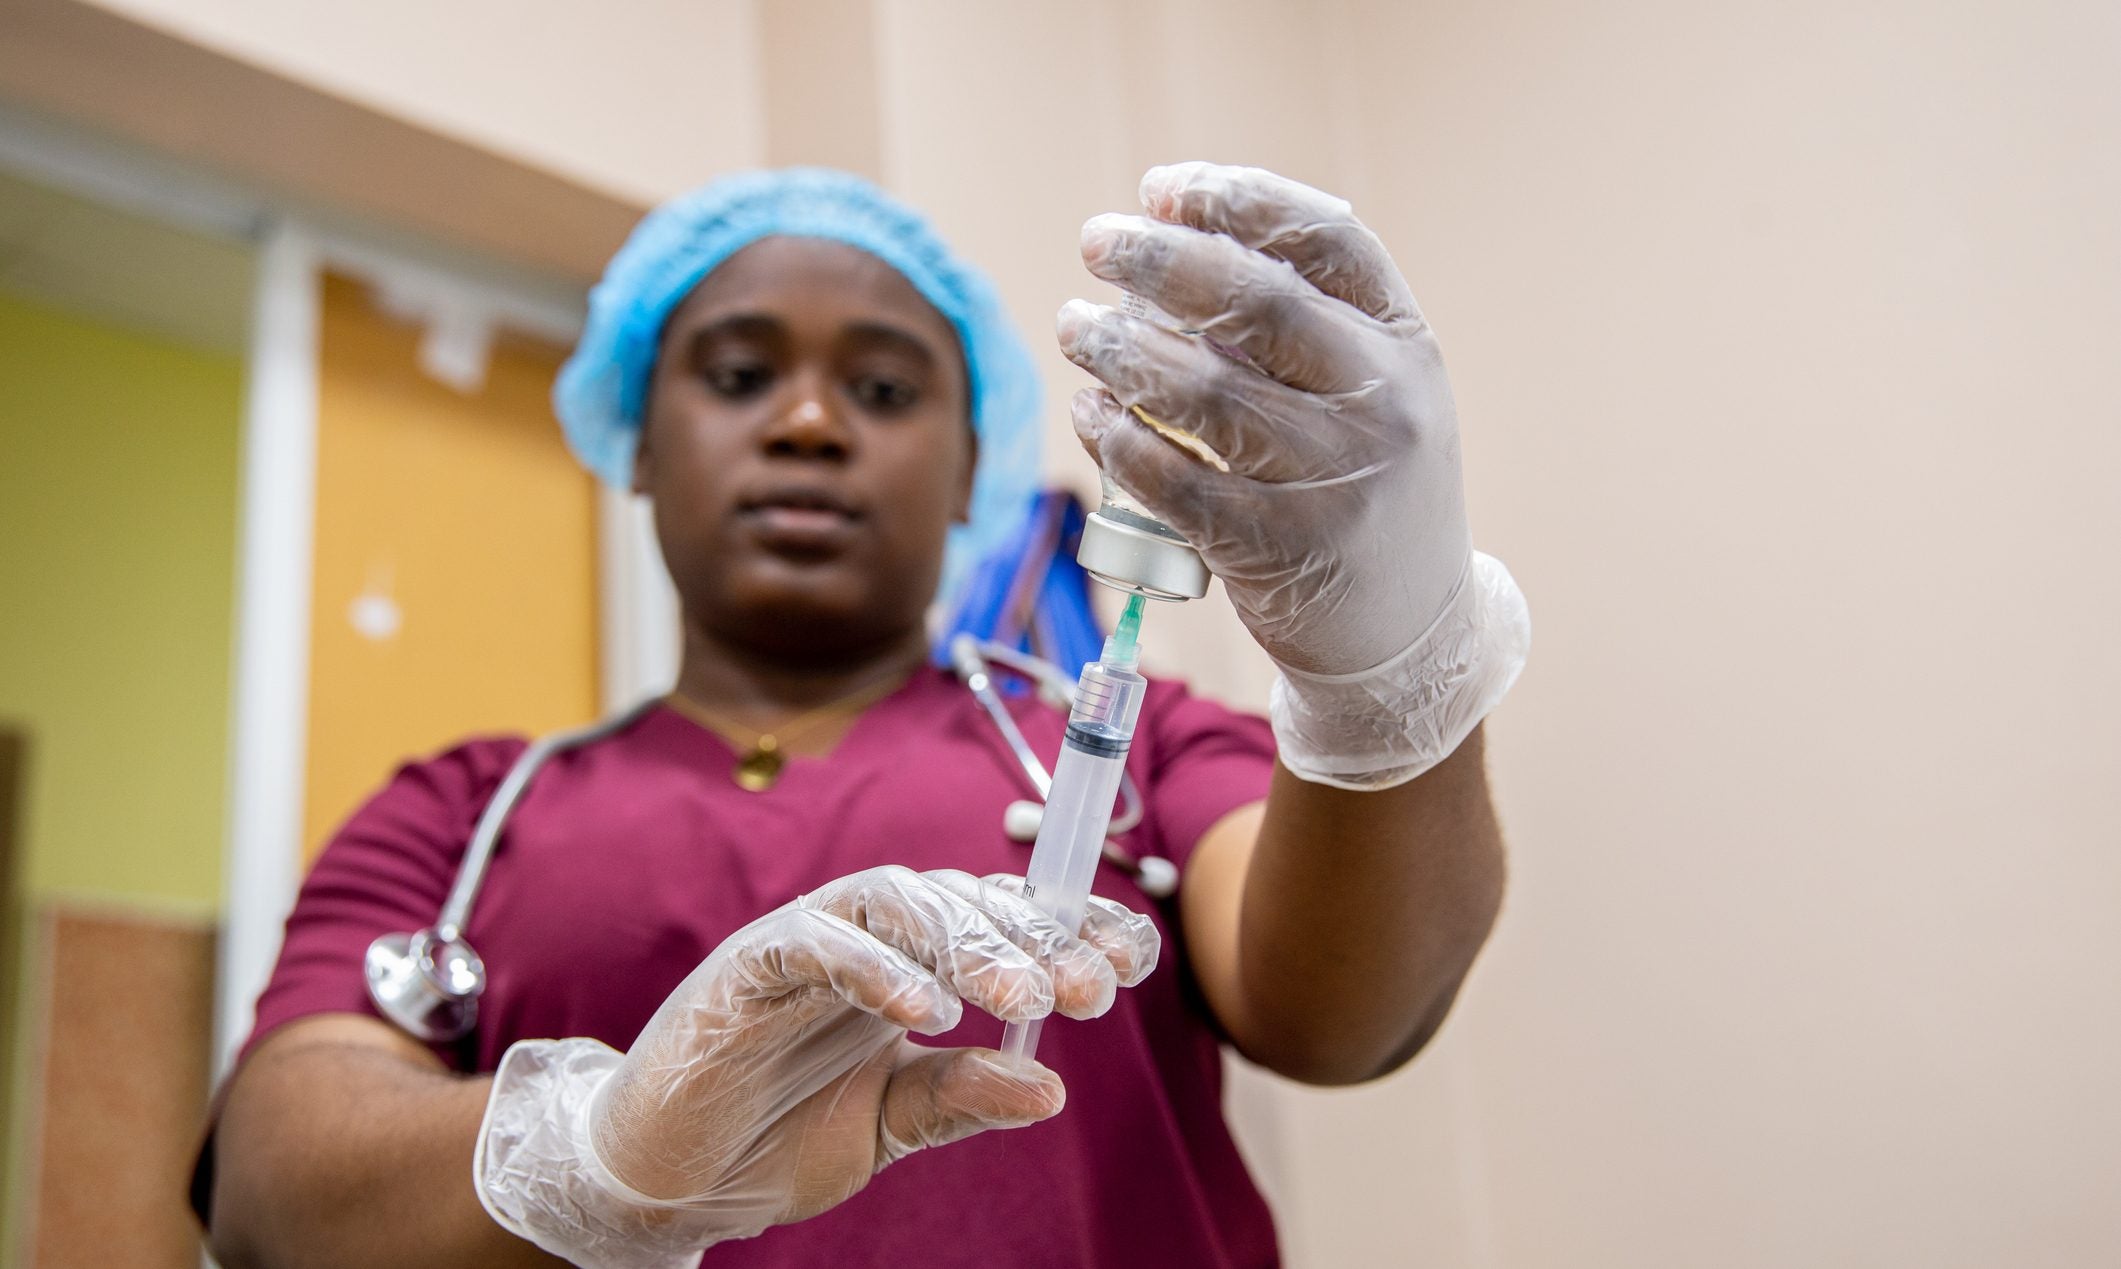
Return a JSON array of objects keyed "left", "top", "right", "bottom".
[{"left": 736, "top": 483, "right": 865, "bottom": 554}]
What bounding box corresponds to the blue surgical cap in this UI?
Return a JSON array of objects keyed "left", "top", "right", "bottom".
[{"left": 555, "top": 167, "right": 1043, "bottom": 607}]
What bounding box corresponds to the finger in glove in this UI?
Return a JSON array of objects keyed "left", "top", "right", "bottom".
[
  {"left": 979, "top": 873, "right": 1161, "bottom": 989},
  {"left": 800, "top": 866, "right": 1055, "bottom": 1024},
  {"left": 1080, "top": 212, "right": 1370, "bottom": 394},
  {"left": 876, "top": 1043, "right": 1065, "bottom": 1166},
  {"left": 922, "top": 869, "right": 1119, "bottom": 1019},
  {"left": 1138, "top": 161, "right": 1421, "bottom": 325},
  {"left": 1057, "top": 298, "right": 1354, "bottom": 483}
]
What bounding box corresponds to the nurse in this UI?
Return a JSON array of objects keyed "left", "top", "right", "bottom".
[{"left": 197, "top": 164, "right": 1529, "bottom": 1268}]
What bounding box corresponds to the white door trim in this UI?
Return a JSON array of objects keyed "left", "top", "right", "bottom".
[
  {"left": 212, "top": 222, "right": 320, "bottom": 1075},
  {"left": 597, "top": 489, "right": 682, "bottom": 713}
]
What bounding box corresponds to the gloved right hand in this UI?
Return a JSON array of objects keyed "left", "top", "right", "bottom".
[
  {"left": 473, "top": 865, "right": 1159, "bottom": 1269},
  {"left": 1058, "top": 163, "right": 1531, "bottom": 791}
]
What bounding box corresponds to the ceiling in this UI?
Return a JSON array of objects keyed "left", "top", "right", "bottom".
[{"left": 0, "top": 166, "right": 253, "bottom": 355}]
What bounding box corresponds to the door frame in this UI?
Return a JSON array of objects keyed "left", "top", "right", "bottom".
[{"left": 0, "top": 107, "right": 674, "bottom": 1077}]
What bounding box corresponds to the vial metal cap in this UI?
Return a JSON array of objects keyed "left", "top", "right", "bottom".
[{"left": 1078, "top": 508, "right": 1210, "bottom": 601}]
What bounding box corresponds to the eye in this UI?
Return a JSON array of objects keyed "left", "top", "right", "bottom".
[
  {"left": 704, "top": 361, "right": 773, "bottom": 399},
  {"left": 851, "top": 375, "right": 919, "bottom": 413}
]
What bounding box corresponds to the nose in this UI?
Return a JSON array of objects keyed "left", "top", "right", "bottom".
[{"left": 762, "top": 376, "right": 852, "bottom": 462}]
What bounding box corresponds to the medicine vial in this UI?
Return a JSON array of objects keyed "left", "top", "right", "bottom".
[{"left": 1075, "top": 293, "right": 1213, "bottom": 601}]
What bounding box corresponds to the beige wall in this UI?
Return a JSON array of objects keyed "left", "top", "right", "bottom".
[
  {"left": 34, "top": 0, "right": 2117, "bottom": 1264},
  {"left": 78, "top": 0, "right": 767, "bottom": 204},
  {"left": 1328, "top": 2, "right": 2121, "bottom": 1264},
  {"left": 857, "top": 3, "right": 2121, "bottom": 1263}
]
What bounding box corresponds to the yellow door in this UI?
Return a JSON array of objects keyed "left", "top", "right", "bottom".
[{"left": 304, "top": 273, "right": 598, "bottom": 856}]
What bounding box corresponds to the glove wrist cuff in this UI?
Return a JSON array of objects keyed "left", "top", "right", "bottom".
[
  {"left": 474, "top": 1037, "right": 717, "bottom": 1269},
  {"left": 1270, "top": 551, "right": 1531, "bottom": 791}
]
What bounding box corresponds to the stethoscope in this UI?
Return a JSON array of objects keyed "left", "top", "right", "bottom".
[{"left": 363, "top": 638, "right": 1174, "bottom": 1042}]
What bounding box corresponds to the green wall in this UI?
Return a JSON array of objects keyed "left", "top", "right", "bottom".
[
  {"left": 0, "top": 289, "right": 243, "bottom": 1265},
  {"left": 0, "top": 288, "right": 242, "bottom": 908}
]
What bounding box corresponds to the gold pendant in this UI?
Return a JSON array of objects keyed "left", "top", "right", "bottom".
[{"left": 733, "top": 737, "right": 783, "bottom": 792}]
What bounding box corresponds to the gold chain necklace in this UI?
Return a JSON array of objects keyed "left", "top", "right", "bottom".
[{"left": 666, "top": 670, "right": 910, "bottom": 792}]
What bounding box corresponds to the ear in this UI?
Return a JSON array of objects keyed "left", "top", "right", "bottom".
[
  {"left": 952, "top": 423, "right": 979, "bottom": 524},
  {"left": 629, "top": 419, "right": 654, "bottom": 495}
]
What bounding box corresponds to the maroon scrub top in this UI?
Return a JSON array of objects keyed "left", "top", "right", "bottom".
[{"left": 206, "top": 665, "right": 1282, "bottom": 1267}]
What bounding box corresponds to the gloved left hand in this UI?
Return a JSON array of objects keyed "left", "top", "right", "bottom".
[
  {"left": 473, "top": 866, "right": 1159, "bottom": 1268},
  {"left": 1057, "top": 162, "right": 1530, "bottom": 790}
]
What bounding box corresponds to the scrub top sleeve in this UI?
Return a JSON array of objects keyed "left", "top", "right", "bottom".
[
  {"left": 239, "top": 736, "right": 528, "bottom": 1072},
  {"left": 1138, "top": 678, "right": 1278, "bottom": 873}
]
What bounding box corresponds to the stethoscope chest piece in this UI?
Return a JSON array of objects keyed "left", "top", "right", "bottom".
[
  {"left": 364, "top": 928, "right": 486, "bottom": 1042},
  {"left": 1132, "top": 854, "right": 1179, "bottom": 899},
  {"left": 1003, "top": 799, "right": 1045, "bottom": 844}
]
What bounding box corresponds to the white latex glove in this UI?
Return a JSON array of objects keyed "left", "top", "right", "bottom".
[
  {"left": 474, "top": 865, "right": 1159, "bottom": 1268},
  {"left": 1058, "top": 161, "right": 1530, "bottom": 790}
]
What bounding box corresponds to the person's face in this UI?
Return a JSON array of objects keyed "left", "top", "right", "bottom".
[{"left": 635, "top": 236, "right": 975, "bottom": 661}]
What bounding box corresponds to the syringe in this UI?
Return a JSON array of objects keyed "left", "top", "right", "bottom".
[{"left": 1000, "top": 594, "right": 1151, "bottom": 1065}]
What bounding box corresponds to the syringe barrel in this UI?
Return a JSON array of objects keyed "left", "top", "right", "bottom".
[
  {"left": 1025, "top": 660, "right": 1144, "bottom": 933},
  {"left": 1066, "top": 660, "right": 1147, "bottom": 740},
  {"left": 1023, "top": 735, "right": 1129, "bottom": 933}
]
